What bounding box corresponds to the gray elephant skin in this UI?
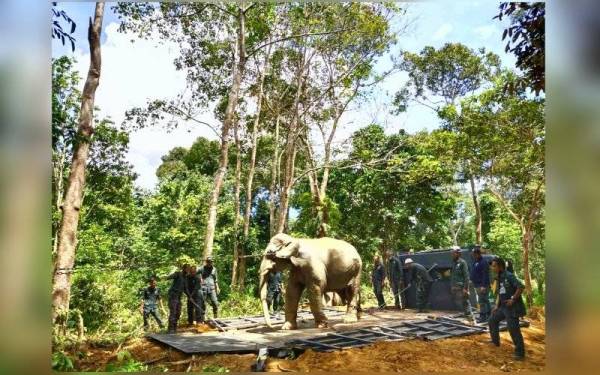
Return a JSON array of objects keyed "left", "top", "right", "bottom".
[{"left": 258, "top": 233, "right": 362, "bottom": 330}]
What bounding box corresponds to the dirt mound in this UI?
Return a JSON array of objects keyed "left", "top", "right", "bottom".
[{"left": 266, "top": 321, "right": 545, "bottom": 372}]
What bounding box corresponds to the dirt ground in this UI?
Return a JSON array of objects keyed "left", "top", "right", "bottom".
[{"left": 74, "top": 309, "right": 545, "bottom": 372}]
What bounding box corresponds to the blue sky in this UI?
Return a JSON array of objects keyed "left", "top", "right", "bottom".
[{"left": 52, "top": 1, "right": 515, "bottom": 190}]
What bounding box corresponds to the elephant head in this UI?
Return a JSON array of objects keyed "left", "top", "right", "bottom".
[{"left": 259, "top": 233, "right": 302, "bottom": 327}]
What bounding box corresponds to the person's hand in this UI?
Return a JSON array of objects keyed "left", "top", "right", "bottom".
[
  {"left": 491, "top": 307, "right": 497, "bottom": 315},
  {"left": 463, "top": 288, "right": 469, "bottom": 295},
  {"left": 505, "top": 298, "right": 514, "bottom": 307},
  {"left": 479, "top": 287, "right": 486, "bottom": 293}
]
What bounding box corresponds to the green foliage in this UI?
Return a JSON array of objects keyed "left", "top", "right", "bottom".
[
  {"left": 52, "top": 351, "right": 74, "bottom": 372},
  {"left": 104, "top": 351, "right": 147, "bottom": 372}
]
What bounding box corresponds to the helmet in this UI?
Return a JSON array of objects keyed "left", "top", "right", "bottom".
[{"left": 404, "top": 258, "right": 414, "bottom": 265}]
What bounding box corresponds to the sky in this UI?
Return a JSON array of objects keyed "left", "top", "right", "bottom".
[{"left": 52, "top": 1, "right": 515, "bottom": 190}]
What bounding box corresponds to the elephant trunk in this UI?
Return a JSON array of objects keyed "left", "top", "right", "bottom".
[{"left": 259, "top": 258, "right": 274, "bottom": 327}]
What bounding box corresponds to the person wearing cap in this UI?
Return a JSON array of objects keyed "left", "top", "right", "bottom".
[
  {"left": 185, "top": 265, "right": 205, "bottom": 325},
  {"left": 450, "top": 246, "right": 473, "bottom": 321},
  {"left": 488, "top": 257, "right": 526, "bottom": 360},
  {"left": 371, "top": 255, "right": 387, "bottom": 308},
  {"left": 404, "top": 258, "right": 433, "bottom": 312},
  {"left": 164, "top": 263, "right": 190, "bottom": 334},
  {"left": 386, "top": 250, "right": 405, "bottom": 309},
  {"left": 470, "top": 246, "right": 491, "bottom": 322},
  {"left": 197, "top": 256, "right": 220, "bottom": 321}
]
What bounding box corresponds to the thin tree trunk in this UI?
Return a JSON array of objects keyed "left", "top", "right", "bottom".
[
  {"left": 521, "top": 225, "right": 534, "bottom": 306},
  {"left": 269, "top": 115, "right": 280, "bottom": 237},
  {"left": 231, "top": 120, "right": 242, "bottom": 288},
  {"left": 467, "top": 167, "right": 482, "bottom": 244},
  {"left": 203, "top": 7, "right": 246, "bottom": 259},
  {"left": 51, "top": 2, "right": 105, "bottom": 322}
]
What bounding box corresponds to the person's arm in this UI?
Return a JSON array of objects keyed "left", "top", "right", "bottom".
[
  {"left": 214, "top": 268, "right": 220, "bottom": 294},
  {"left": 462, "top": 261, "right": 470, "bottom": 293},
  {"left": 505, "top": 274, "right": 524, "bottom": 307}
]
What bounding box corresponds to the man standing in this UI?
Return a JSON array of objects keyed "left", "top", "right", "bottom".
[
  {"left": 197, "top": 256, "right": 220, "bottom": 321},
  {"left": 450, "top": 246, "right": 473, "bottom": 321},
  {"left": 371, "top": 255, "right": 386, "bottom": 308},
  {"left": 470, "top": 246, "right": 491, "bottom": 323},
  {"left": 186, "top": 265, "right": 204, "bottom": 325},
  {"left": 404, "top": 258, "right": 433, "bottom": 312},
  {"left": 266, "top": 270, "right": 283, "bottom": 313},
  {"left": 139, "top": 277, "right": 165, "bottom": 330},
  {"left": 164, "top": 263, "right": 189, "bottom": 334},
  {"left": 386, "top": 251, "right": 405, "bottom": 309},
  {"left": 488, "top": 257, "right": 526, "bottom": 360}
]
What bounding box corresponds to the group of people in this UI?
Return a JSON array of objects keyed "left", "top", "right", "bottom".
[
  {"left": 371, "top": 246, "right": 527, "bottom": 360},
  {"left": 139, "top": 256, "right": 220, "bottom": 334}
]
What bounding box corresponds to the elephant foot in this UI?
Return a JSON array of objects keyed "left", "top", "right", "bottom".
[
  {"left": 315, "top": 321, "right": 328, "bottom": 329},
  {"left": 281, "top": 321, "right": 297, "bottom": 330},
  {"left": 343, "top": 314, "right": 358, "bottom": 323}
]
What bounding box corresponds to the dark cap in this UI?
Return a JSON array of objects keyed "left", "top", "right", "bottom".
[
  {"left": 205, "top": 256, "right": 213, "bottom": 262},
  {"left": 472, "top": 246, "right": 482, "bottom": 253}
]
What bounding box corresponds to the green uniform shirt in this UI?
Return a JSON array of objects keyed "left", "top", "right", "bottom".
[
  {"left": 166, "top": 271, "right": 187, "bottom": 296},
  {"left": 197, "top": 265, "right": 218, "bottom": 290},
  {"left": 495, "top": 270, "right": 526, "bottom": 317},
  {"left": 450, "top": 257, "right": 470, "bottom": 289},
  {"left": 140, "top": 286, "right": 161, "bottom": 311}
]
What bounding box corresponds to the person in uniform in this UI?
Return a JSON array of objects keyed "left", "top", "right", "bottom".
[
  {"left": 197, "top": 256, "right": 220, "bottom": 321},
  {"left": 139, "top": 277, "right": 164, "bottom": 330},
  {"left": 470, "top": 246, "right": 491, "bottom": 323},
  {"left": 488, "top": 257, "right": 526, "bottom": 360},
  {"left": 450, "top": 246, "right": 474, "bottom": 321},
  {"left": 266, "top": 270, "right": 283, "bottom": 313},
  {"left": 386, "top": 250, "right": 405, "bottom": 309},
  {"left": 404, "top": 258, "right": 433, "bottom": 312},
  {"left": 185, "top": 265, "right": 204, "bottom": 325},
  {"left": 164, "top": 263, "right": 189, "bottom": 334},
  {"left": 371, "top": 255, "right": 386, "bottom": 308}
]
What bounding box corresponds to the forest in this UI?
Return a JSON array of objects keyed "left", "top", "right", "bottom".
[{"left": 51, "top": 2, "right": 544, "bottom": 371}]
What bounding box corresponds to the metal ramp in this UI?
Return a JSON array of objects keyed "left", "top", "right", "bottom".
[
  {"left": 286, "top": 318, "right": 486, "bottom": 352},
  {"left": 208, "top": 308, "right": 346, "bottom": 332}
]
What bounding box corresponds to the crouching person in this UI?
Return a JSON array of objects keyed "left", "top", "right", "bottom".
[{"left": 488, "top": 257, "right": 526, "bottom": 360}]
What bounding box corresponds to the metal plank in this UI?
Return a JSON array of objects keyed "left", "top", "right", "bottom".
[
  {"left": 292, "top": 338, "right": 342, "bottom": 350},
  {"left": 328, "top": 332, "right": 376, "bottom": 344}
]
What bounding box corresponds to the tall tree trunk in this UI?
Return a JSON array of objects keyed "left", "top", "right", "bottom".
[
  {"left": 521, "top": 224, "right": 534, "bottom": 307},
  {"left": 203, "top": 7, "right": 246, "bottom": 259},
  {"left": 239, "top": 44, "right": 272, "bottom": 287},
  {"left": 51, "top": 2, "right": 105, "bottom": 322},
  {"left": 269, "top": 115, "right": 280, "bottom": 237},
  {"left": 231, "top": 120, "right": 242, "bottom": 288},
  {"left": 467, "top": 166, "right": 482, "bottom": 244}
]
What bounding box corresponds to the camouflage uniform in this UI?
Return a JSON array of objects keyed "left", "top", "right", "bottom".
[
  {"left": 371, "top": 262, "right": 386, "bottom": 308},
  {"left": 186, "top": 272, "right": 204, "bottom": 324},
  {"left": 197, "top": 265, "right": 219, "bottom": 320},
  {"left": 408, "top": 263, "right": 433, "bottom": 311},
  {"left": 140, "top": 286, "right": 164, "bottom": 329},
  {"left": 450, "top": 257, "right": 473, "bottom": 317},
  {"left": 387, "top": 254, "right": 405, "bottom": 308},
  {"left": 489, "top": 270, "right": 526, "bottom": 358},
  {"left": 266, "top": 271, "right": 283, "bottom": 313},
  {"left": 165, "top": 271, "right": 186, "bottom": 333}
]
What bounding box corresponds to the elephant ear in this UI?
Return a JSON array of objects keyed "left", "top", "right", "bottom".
[
  {"left": 289, "top": 255, "right": 309, "bottom": 268},
  {"left": 275, "top": 237, "right": 300, "bottom": 258}
]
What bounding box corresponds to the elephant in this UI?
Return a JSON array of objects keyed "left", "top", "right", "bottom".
[
  {"left": 258, "top": 233, "right": 362, "bottom": 330},
  {"left": 323, "top": 291, "right": 346, "bottom": 307}
]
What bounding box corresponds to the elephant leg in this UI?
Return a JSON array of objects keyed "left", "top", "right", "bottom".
[
  {"left": 344, "top": 268, "right": 362, "bottom": 323},
  {"left": 307, "top": 284, "right": 328, "bottom": 328},
  {"left": 282, "top": 282, "right": 303, "bottom": 330}
]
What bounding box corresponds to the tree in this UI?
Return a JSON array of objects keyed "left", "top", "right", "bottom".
[
  {"left": 52, "top": 2, "right": 105, "bottom": 322},
  {"left": 495, "top": 2, "right": 545, "bottom": 95},
  {"left": 393, "top": 43, "right": 501, "bottom": 245},
  {"left": 448, "top": 72, "right": 545, "bottom": 305}
]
